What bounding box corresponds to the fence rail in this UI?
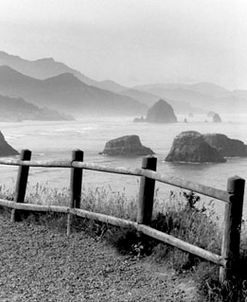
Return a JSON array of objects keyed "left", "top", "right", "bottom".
[
  {"left": 0, "top": 149, "right": 245, "bottom": 284},
  {"left": 0, "top": 198, "right": 224, "bottom": 266},
  {"left": 0, "top": 158, "right": 229, "bottom": 202}
]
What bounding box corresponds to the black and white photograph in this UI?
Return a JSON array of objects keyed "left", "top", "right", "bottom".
[{"left": 0, "top": 1, "right": 246, "bottom": 301}]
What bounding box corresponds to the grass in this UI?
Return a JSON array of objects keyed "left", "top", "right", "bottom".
[{"left": 0, "top": 183, "right": 247, "bottom": 301}]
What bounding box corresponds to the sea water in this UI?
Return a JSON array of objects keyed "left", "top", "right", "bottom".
[{"left": 1, "top": 115, "right": 247, "bottom": 219}]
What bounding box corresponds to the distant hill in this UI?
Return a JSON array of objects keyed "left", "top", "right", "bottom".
[
  {"left": 119, "top": 88, "right": 202, "bottom": 113},
  {"left": 2, "top": 51, "right": 247, "bottom": 115},
  {"left": 119, "top": 88, "right": 158, "bottom": 105},
  {"left": 93, "top": 81, "right": 201, "bottom": 113},
  {"left": 133, "top": 82, "right": 247, "bottom": 114},
  {"left": 0, "top": 66, "right": 146, "bottom": 116},
  {"left": 188, "top": 82, "right": 229, "bottom": 97},
  {"left": 133, "top": 84, "right": 210, "bottom": 113},
  {"left": 0, "top": 94, "right": 72, "bottom": 122},
  {"left": 0, "top": 51, "right": 97, "bottom": 86},
  {"left": 134, "top": 82, "right": 230, "bottom": 96},
  {"left": 0, "top": 52, "right": 155, "bottom": 110},
  {"left": 94, "top": 81, "right": 162, "bottom": 107},
  {"left": 0, "top": 51, "right": 202, "bottom": 114},
  {"left": 95, "top": 80, "right": 127, "bottom": 93}
]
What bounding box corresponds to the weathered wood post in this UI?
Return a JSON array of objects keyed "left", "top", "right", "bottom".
[
  {"left": 11, "top": 149, "right": 32, "bottom": 222},
  {"left": 137, "top": 156, "right": 157, "bottom": 225},
  {"left": 220, "top": 176, "right": 245, "bottom": 283},
  {"left": 67, "top": 149, "right": 84, "bottom": 236}
]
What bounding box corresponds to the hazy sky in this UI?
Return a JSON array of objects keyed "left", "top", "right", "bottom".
[{"left": 0, "top": 0, "right": 246, "bottom": 89}]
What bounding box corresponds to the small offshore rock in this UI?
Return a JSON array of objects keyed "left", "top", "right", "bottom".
[
  {"left": 133, "top": 116, "right": 145, "bottom": 123},
  {"left": 207, "top": 111, "right": 222, "bottom": 123},
  {"left": 101, "top": 135, "right": 154, "bottom": 156}
]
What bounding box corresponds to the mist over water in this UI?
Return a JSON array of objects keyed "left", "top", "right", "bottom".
[{"left": 1, "top": 115, "right": 247, "bottom": 220}]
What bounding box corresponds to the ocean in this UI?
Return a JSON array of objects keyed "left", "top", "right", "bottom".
[{"left": 1, "top": 115, "right": 247, "bottom": 219}]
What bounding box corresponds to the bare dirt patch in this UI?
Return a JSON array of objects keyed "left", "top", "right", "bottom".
[{"left": 0, "top": 213, "right": 198, "bottom": 302}]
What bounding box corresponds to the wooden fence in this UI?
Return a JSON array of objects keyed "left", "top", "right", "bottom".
[{"left": 0, "top": 149, "right": 245, "bottom": 283}]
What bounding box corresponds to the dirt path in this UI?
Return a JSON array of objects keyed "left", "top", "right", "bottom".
[{"left": 0, "top": 214, "right": 198, "bottom": 302}]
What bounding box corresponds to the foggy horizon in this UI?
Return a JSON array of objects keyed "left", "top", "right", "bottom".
[
  {"left": 0, "top": 0, "right": 246, "bottom": 90},
  {"left": 2, "top": 2, "right": 247, "bottom": 300}
]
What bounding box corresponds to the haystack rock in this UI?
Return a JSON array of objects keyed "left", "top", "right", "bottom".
[
  {"left": 146, "top": 99, "right": 177, "bottom": 123},
  {"left": 207, "top": 111, "right": 216, "bottom": 118},
  {"left": 101, "top": 135, "right": 154, "bottom": 156},
  {"left": 212, "top": 113, "right": 222, "bottom": 123},
  {"left": 207, "top": 111, "right": 222, "bottom": 123},
  {"left": 0, "top": 131, "right": 18, "bottom": 156},
  {"left": 203, "top": 134, "right": 247, "bottom": 157},
  {"left": 165, "top": 131, "right": 226, "bottom": 163}
]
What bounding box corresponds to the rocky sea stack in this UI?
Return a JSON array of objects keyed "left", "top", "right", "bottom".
[
  {"left": 203, "top": 134, "right": 247, "bottom": 157},
  {"left": 165, "top": 131, "right": 226, "bottom": 163},
  {"left": 207, "top": 111, "right": 222, "bottom": 123},
  {"left": 101, "top": 135, "right": 154, "bottom": 156},
  {"left": 0, "top": 131, "right": 18, "bottom": 157},
  {"left": 133, "top": 116, "right": 145, "bottom": 123},
  {"left": 146, "top": 99, "right": 177, "bottom": 123}
]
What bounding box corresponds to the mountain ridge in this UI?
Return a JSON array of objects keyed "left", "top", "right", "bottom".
[
  {"left": 0, "top": 94, "right": 72, "bottom": 121},
  {"left": 0, "top": 66, "right": 146, "bottom": 116},
  {"left": 0, "top": 51, "right": 208, "bottom": 113},
  {"left": 132, "top": 82, "right": 247, "bottom": 114},
  {"left": 0, "top": 51, "right": 97, "bottom": 86},
  {"left": 2, "top": 50, "right": 247, "bottom": 115}
]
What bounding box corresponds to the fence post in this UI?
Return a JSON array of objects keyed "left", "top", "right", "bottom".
[
  {"left": 137, "top": 156, "right": 157, "bottom": 225},
  {"left": 219, "top": 176, "right": 245, "bottom": 283},
  {"left": 11, "top": 149, "right": 32, "bottom": 222},
  {"left": 67, "top": 149, "right": 84, "bottom": 236}
]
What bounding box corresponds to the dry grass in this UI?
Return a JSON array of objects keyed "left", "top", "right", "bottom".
[{"left": 1, "top": 184, "right": 247, "bottom": 301}]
